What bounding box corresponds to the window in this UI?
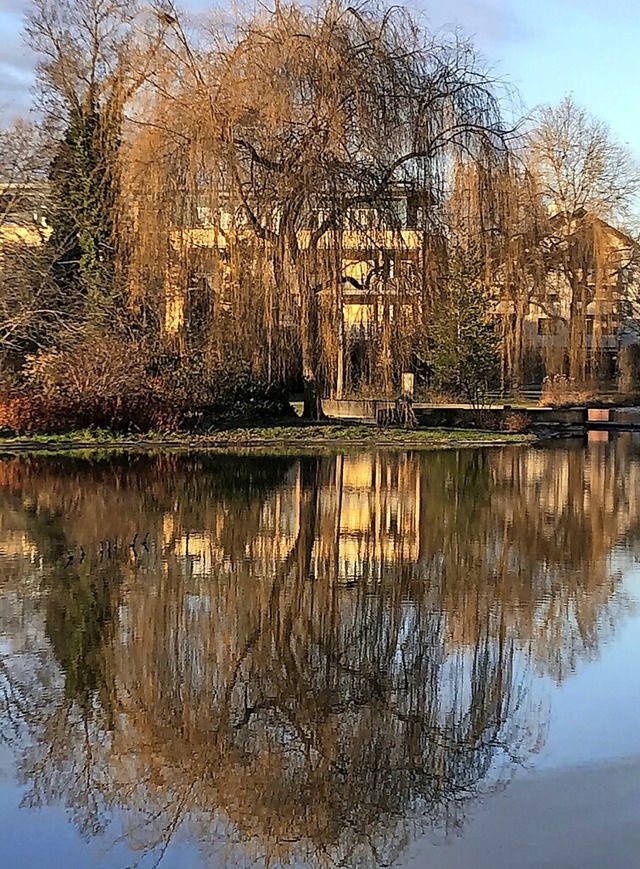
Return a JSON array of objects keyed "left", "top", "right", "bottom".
[
  {"left": 586, "top": 315, "right": 594, "bottom": 337},
  {"left": 538, "top": 318, "right": 560, "bottom": 335},
  {"left": 616, "top": 300, "right": 633, "bottom": 317},
  {"left": 399, "top": 259, "right": 416, "bottom": 278}
]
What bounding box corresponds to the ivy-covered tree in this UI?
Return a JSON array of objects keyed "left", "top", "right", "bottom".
[
  {"left": 26, "top": 0, "right": 169, "bottom": 333},
  {"left": 47, "top": 94, "right": 122, "bottom": 327}
]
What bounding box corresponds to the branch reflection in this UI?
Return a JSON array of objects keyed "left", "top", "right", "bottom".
[{"left": 0, "top": 441, "right": 635, "bottom": 867}]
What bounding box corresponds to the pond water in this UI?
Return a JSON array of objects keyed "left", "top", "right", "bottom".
[{"left": 1, "top": 435, "right": 640, "bottom": 868}]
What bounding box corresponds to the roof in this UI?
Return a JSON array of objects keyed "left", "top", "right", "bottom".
[{"left": 549, "top": 209, "right": 639, "bottom": 250}]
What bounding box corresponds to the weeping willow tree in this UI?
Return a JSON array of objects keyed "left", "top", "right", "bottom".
[
  {"left": 527, "top": 96, "right": 640, "bottom": 386},
  {"left": 19, "top": 2, "right": 640, "bottom": 415},
  {"left": 491, "top": 162, "right": 550, "bottom": 390},
  {"left": 125, "top": 0, "right": 512, "bottom": 417},
  {"left": 446, "top": 155, "right": 553, "bottom": 394}
]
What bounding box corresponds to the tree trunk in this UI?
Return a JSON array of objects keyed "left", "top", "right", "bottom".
[
  {"left": 512, "top": 302, "right": 526, "bottom": 392},
  {"left": 300, "top": 280, "right": 324, "bottom": 420},
  {"left": 335, "top": 284, "right": 345, "bottom": 400},
  {"left": 618, "top": 344, "right": 640, "bottom": 393},
  {"left": 275, "top": 239, "right": 325, "bottom": 420},
  {"left": 568, "top": 279, "right": 587, "bottom": 383}
]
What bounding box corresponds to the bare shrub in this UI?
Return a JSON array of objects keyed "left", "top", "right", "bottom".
[
  {"left": 23, "top": 335, "right": 147, "bottom": 401},
  {"left": 467, "top": 409, "right": 531, "bottom": 432},
  {"left": 0, "top": 338, "right": 294, "bottom": 434},
  {"left": 425, "top": 390, "right": 461, "bottom": 405},
  {"left": 470, "top": 410, "right": 496, "bottom": 430},
  {"left": 0, "top": 393, "right": 182, "bottom": 435}
]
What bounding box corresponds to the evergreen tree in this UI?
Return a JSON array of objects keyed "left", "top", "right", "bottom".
[{"left": 430, "top": 244, "right": 500, "bottom": 407}]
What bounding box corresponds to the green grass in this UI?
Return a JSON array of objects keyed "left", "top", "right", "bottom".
[
  {"left": 197, "top": 424, "right": 531, "bottom": 444},
  {"left": 2, "top": 427, "right": 130, "bottom": 444},
  {"left": 0, "top": 422, "right": 533, "bottom": 453}
]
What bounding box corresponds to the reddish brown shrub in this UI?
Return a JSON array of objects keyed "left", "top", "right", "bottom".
[
  {"left": 1, "top": 336, "right": 292, "bottom": 435},
  {"left": 0, "top": 393, "right": 184, "bottom": 435},
  {"left": 504, "top": 411, "right": 531, "bottom": 433}
]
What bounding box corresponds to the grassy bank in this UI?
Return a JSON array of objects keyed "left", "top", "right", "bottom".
[{"left": 0, "top": 422, "right": 534, "bottom": 453}]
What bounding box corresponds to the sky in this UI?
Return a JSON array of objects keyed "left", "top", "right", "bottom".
[{"left": 1, "top": 0, "right": 640, "bottom": 156}]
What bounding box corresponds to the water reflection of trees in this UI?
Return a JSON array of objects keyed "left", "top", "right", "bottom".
[{"left": 0, "top": 441, "right": 638, "bottom": 866}]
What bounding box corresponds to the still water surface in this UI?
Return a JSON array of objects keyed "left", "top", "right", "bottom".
[{"left": 1, "top": 436, "right": 640, "bottom": 868}]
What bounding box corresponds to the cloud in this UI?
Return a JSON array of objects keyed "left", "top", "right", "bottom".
[{"left": 0, "top": 41, "right": 37, "bottom": 75}]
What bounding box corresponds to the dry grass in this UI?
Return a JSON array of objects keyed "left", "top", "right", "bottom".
[{"left": 540, "top": 375, "right": 596, "bottom": 407}]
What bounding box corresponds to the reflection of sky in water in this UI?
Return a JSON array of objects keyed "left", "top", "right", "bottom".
[
  {"left": 537, "top": 564, "right": 640, "bottom": 772},
  {"left": 0, "top": 785, "right": 206, "bottom": 869},
  {"left": 2, "top": 442, "right": 640, "bottom": 868}
]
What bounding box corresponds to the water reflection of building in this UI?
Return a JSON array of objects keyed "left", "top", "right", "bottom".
[
  {"left": 491, "top": 438, "right": 640, "bottom": 552},
  {"left": 0, "top": 502, "right": 42, "bottom": 576},
  {"left": 165, "top": 465, "right": 303, "bottom": 579},
  {"left": 314, "top": 454, "right": 421, "bottom": 581},
  {"left": 0, "top": 510, "right": 45, "bottom": 659},
  {"left": 165, "top": 455, "right": 423, "bottom": 584}
]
